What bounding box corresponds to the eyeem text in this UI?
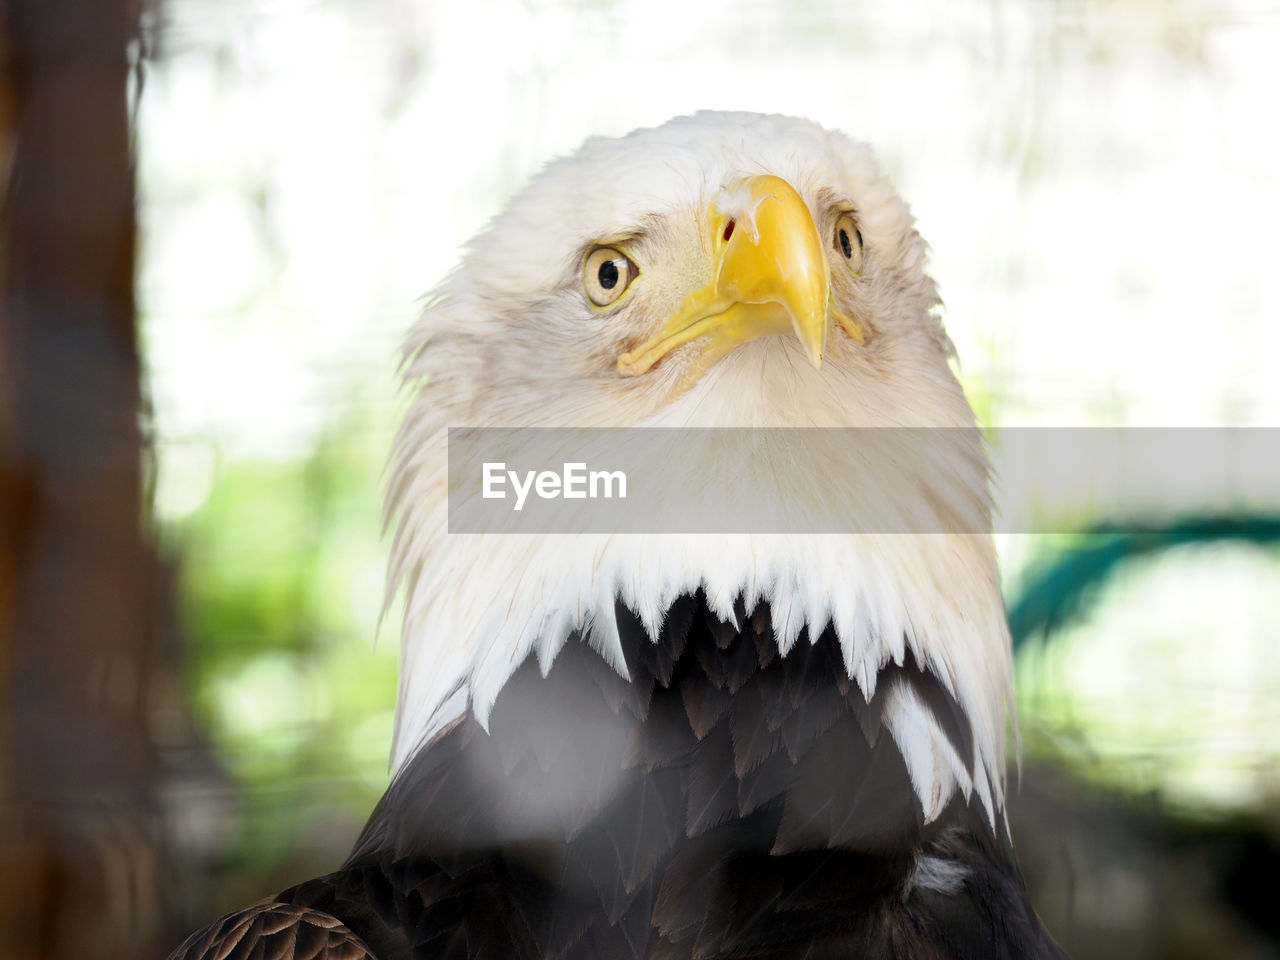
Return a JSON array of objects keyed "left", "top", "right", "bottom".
[{"left": 481, "top": 462, "right": 628, "bottom": 512}]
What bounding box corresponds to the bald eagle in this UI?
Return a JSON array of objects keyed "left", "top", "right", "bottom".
[{"left": 171, "top": 112, "right": 1066, "bottom": 960}]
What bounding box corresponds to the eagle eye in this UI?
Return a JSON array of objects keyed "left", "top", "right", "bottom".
[
  {"left": 583, "top": 247, "right": 638, "bottom": 307},
  {"left": 833, "top": 213, "right": 863, "bottom": 275}
]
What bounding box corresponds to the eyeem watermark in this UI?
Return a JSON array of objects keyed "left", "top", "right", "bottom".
[
  {"left": 449, "top": 427, "right": 1280, "bottom": 533},
  {"left": 482, "top": 461, "right": 628, "bottom": 512}
]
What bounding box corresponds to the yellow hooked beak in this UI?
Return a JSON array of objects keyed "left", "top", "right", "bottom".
[{"left": 617, "top": 174, "right": 862, "bottom": 380}]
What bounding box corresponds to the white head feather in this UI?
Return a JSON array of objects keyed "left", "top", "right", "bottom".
[{"left": 384, "top": 112, "right": 1013, "bottom": 826}]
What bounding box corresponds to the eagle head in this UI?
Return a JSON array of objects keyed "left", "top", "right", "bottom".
[{"left": 386, "top": 111, "right": 1011, "bottom": 828}]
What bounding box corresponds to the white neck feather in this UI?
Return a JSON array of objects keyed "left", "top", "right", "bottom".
[{"left": 386, "top": 340, "right": 1014, "bottom": 828}]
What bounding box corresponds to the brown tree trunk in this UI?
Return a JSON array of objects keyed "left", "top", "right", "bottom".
[{"left": 0, "top": 1, "right": 173, "bottom": 956}]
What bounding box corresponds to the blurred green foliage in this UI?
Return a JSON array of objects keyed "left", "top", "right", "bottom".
[{"left": 163, "top": 420, "right": 398, "bottom": 874}]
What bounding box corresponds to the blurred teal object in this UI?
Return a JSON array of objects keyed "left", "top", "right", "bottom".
[{"left": 1007, "top": 515, "right": 1280, "bottom": 651}]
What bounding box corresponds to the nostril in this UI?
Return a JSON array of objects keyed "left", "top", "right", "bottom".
[{"left": 723, "top": 220, "right": 735, "bottom": 242}]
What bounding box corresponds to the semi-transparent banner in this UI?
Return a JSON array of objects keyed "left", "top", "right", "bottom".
[{"left": 446, "top": 428, "right": 1280, "bottom": 534}]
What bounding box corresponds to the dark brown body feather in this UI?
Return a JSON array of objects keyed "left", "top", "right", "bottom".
[
  {"left": 170, "top": 594, "right": 1066, "bottom": 960},
  {"left": 167, "top": 901, "right": 376, "bottom": 960}
]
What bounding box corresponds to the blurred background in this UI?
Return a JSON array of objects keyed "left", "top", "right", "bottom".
[{"left": 3, "top": 0, "right": 1280, "bottom": 957}]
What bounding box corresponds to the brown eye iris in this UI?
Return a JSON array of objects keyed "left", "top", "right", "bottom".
[
  {"left": 833, "top": 212, "right": 863, "bottom": 275},
  {"left": 583, "top": 247, "right": 637, "bottom": 307}
]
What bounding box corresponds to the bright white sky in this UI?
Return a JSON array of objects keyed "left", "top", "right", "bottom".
[{"left": 139, "top": 0, "right": 1280, "bottom": 808}]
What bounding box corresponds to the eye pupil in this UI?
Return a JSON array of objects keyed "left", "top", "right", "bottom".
[
  {"left": 839, "top": 228, "right": 852, "bottom": 259},
  {"left": 583, "top": 246, "right": 636, "bottom": 307}
]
